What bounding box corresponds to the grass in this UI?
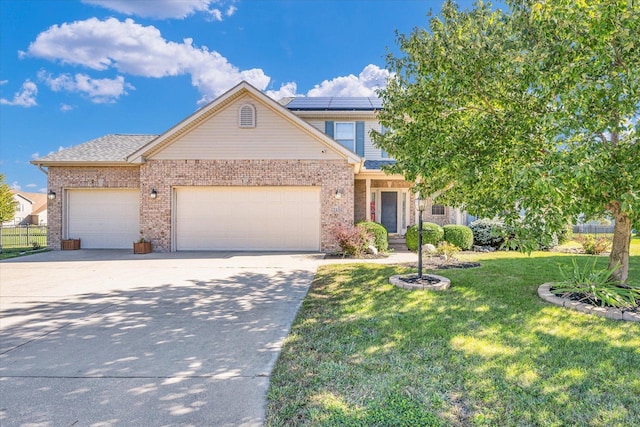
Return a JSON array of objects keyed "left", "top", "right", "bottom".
[
  {"left": 0, "top": 246, "right": 49, "bottom": 260},
  {"left": 266, "top": 237, "right": 640, "bottom": 426}
]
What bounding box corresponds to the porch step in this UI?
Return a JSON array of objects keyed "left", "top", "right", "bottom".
[{"left": 388, "top": 236, "right": 408, "bottom": 252}]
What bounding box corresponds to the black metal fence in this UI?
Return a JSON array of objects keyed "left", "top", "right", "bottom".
[
  {"left": 572, "top": 224, "right": 615, "bottom": 235},
  {"left": 1, "top": 225, "right": 48, "bottom": 249}
]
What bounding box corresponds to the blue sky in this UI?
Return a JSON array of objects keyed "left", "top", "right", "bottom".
[{"left": 0, "top": 0, "right": 478, "bottom": 193}]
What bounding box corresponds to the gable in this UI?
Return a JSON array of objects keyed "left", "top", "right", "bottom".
[{"left": 149, "top": 95, "right": 343, "bottom": 161}]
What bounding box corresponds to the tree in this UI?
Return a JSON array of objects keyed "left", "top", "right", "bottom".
[
  {"left": 0, "top": 174, "right": 17, "bottom": 223},
  {"left": 375, "top": 0, "right": 639, "bottom": 283}
]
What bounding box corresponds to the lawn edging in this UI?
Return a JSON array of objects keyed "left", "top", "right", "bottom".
[
  {"left": 538, "top": 283, "right": 640, "bottom": 322},
  {"left": 389, "top": 274, "right": 451, "bottom": 291}
]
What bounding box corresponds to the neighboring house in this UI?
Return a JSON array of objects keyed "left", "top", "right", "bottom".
[
  {"left": 4, "top": 191, "right": 48, "bottom": 226},
  {"left": 31, "top": 81, "right": 464, "bottom": 252}
]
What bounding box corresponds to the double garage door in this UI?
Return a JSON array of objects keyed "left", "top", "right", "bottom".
[
  {"left": 66, "top": 187, "right": 320, "bottom": 251},
  {"left": 175, "top": 186, "right": 320, "bottom": 251}
]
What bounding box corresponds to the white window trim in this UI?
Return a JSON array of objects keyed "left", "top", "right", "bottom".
[
  {"left": 334, "top": 122, "right": 355, "bottom": 151},
  {"left": 431, "top": 204, "right": 446, "bottom": 216}
]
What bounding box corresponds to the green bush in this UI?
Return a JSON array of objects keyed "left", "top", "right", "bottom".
[
  {"left": 356, "top": 221, "right": 388, "bottom": 252},
  {"left": 443, "top": 224, "right": 474, "bottom": 250},
  {"left": 436, "top": 241, "right": 461, "bottom": 259},
  {"left": 469, "top": 218, "right": 508, "bottom": 247},
  {"left": 406, "top": 222, "right": 444, "bottom": 251}
]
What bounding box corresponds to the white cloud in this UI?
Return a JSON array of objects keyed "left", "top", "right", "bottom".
[
  {"left": 26, "top": 183, "right": 37, "bottom": 188},
  {"left": 82, "top": 0, "right": 236, "bottom": 20},
  {"left": 31, "top": 152, "right": 40, "bottom": 159},
  {"left": 307, "top": 64, "right": 391, "bottom": 97},
  {"left": 0, "top": 80, "right": 7, "bottom": 85},
  {"left": 0, "top": 80, "right": 38, "bottom": 107},
  {"left": 11, "top": 181, "right": 21, "bottom": 190},
  {"left": 39, "top": 188, "right": 47, "bottom": 194},
  {"left": 24, "top": 18, "right": 269, "bottom": 101},
  {"left": 265, "top": 81, "right": 300, "bottom": 101},
  {"left": 60, "top": 103, "right": 75, "bottom": 112},
  {"left": 39, "top": 71, "right": 133, "bottom": 103},
  {"left": 264, "top": 65, "right": 391, "bottom": 101}
]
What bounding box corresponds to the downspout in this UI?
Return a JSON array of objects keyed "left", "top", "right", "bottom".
[{"left": 36, "top": 164, "right": 48, "bottom": 175}]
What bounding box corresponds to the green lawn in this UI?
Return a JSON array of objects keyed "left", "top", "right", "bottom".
[{"left": 266, "top": 237, "right": 640, "bottom": 426}]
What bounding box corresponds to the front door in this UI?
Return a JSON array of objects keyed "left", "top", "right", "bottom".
[{"left": 380, "top": 192, "right": 398, "bottom": 233}]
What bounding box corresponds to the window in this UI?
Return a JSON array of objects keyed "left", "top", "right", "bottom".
[
  {"left": 432, "top": 204, "right": 445, "bottom": 216},
  {"left": 238, "top": 104, "right": 256, "bottom": 128},
  {"left": 335, "top": 122, "right": 355, "bottom": 151}
]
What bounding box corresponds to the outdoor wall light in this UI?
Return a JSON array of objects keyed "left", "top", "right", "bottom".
[
  {"left": 150, "top": 189, "right": 158, "bottom": 199},
  {"left": 47, "top": 190, "right": 56, "bottom": 200},
  {"left": 335, "top": 189, "right": 343, "bottom": 199}
]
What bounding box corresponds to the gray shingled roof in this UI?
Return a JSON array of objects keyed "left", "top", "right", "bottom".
[
  {"left": 364, "top": 160, "right": 396, "bottom": 170},
  {"left": 33, "top": 134, "right": 157, "bottom": 163}
]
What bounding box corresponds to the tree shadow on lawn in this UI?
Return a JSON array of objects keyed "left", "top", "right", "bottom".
[
  {"left": 0, "top": 269, "right": 313, "bottom": 426},
  {"left": 268, "top": 255, "right": 640, "bottom": 426}
]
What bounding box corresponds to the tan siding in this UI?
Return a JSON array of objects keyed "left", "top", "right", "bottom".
[{"left": 151, "top": 96, "right": 341, "bottom": 160}]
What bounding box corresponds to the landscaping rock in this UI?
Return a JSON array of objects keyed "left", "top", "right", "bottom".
[
  {"left": 366, "top": 245, "right": 378, "bottom": 255},
  {"left": 422, "top": 243, "right": 437, "bottom": 254}
]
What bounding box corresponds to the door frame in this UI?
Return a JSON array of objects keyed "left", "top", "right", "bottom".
[{"left": 371, "top": 188, "right": 410, "bottom": 235}]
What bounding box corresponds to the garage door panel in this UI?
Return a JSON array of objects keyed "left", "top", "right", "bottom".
[
  {"left": 176, "top": 187, "right": 320, "bottom": 251},
  {"left": 68, "top": 190, "right": 140, "bottom": 249}
]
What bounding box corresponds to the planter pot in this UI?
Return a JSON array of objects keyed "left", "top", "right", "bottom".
[
  {"left": 133, "top": 241, "right": 152, "bottom": 254},
  {"left": 62, "top": 239, "right": 81, "bottom": 250}
]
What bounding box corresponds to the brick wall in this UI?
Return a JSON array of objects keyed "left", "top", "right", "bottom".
[
  {"left": 47, "top": 166, "right": 140, "bottom": 249},
  {"left": 140, "top": 159, "right": 354, "bottom": 252}
]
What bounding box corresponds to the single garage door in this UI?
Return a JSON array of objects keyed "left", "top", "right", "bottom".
[
  {"left": 176, "top": 186, "right": 320, "bottom": 251},
  {"left": 67, "top": 189, "right": 140, "bottom": 249}
]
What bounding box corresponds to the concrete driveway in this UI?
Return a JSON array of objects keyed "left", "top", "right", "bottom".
[{"left": 0, "top": 250, "right": 323, "bottom": 427}]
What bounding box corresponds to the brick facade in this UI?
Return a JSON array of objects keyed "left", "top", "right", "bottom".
[
  {"left": 139, "top": 159, "right": 354, "bottom": 252},
  {"left": 47, "top": 166, "right": 141, "bottom": 250}
]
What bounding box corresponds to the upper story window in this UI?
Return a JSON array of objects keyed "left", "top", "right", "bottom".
[
  {"left": 335, "top": 122, "right": 355, "bottom": 151},
  {"left": 15, "top": 203, "right": 23, "bottom": 212},
  {"left": 238, "top": 104, "right": 256, "bottom": 128},
  {"left": 432, "top": 205, "right": 445, "bottom": 216}
]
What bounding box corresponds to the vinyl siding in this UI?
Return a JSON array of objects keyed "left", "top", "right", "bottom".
[
  {"left": 151, "top": 96, "right": 342, "bottom": 160},
  {"left": 305, "top": 118, "right": 388, "bottom": 160}
]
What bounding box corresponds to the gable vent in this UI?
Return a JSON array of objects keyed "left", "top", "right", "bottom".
[{"left": 238, "top": 104, "right": 256, "bottom": 128}]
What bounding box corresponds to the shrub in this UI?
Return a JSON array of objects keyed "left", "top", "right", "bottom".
[
  {"left": 406, "top": 222, "right": 444, "bottom": 251},
  {"left": 333, "top": 224, "right": 372, "bottom": 257},
  {"left": 469, "top": 218, "right": 508, "bottom": 247},
  {"left": 443, "top": 224, "right": 474, "bottom": 250},
  {"left": 356, "top": 221, "right": 388, "bottom": 252},
  {"left": 436, "top": 241, "right": 461, "bottom": 259},
  {"left": 553, "top": 258, "right": 640, "bottom": 308},
  {"left": 578, "top": 234, "right": 611, "bottom": 255}
]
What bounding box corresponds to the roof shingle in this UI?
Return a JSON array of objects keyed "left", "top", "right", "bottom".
[{"left": 33, "top": 134, "right": 157, "bottom": 163}]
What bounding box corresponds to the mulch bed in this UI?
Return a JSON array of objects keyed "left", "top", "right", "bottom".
[{"left": 397, "top": 274, "right": 442, "bottom": 285}]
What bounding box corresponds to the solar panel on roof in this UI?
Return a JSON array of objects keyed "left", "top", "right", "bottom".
[{"left": 286, "top": 96, "right": 382, "bottom": 110}]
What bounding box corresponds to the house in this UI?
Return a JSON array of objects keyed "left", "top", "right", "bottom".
[
  {"left": 31, "top": 81, "right": 463, "bottom": 252},
  {"left": 4, "top": 191, "right": 48, "bottom": 226}
]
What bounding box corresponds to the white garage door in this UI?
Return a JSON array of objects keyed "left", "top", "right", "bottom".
[
  {"left": 176, "top": 186, "right": 320, "bottom": 251},
  {"left": 67, "top": 189, "right": 140, "bottom": 249}
]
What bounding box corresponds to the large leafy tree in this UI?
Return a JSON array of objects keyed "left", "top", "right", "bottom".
[
  {"left": 0, "top": 174, "right": 17, "bottom": 223},
  {"left": 375, "top": 0, "right": 639, "bottom": 283}
]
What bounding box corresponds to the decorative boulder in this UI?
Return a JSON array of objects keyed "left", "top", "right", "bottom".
[
  {"left": 366, "top": 245, "right": 379, "bottom": 255},
  {"left": 422, "top": 243, "right": 437, "bottom": 255}
]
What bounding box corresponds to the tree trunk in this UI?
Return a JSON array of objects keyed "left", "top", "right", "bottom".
[{"left": 608, "top": 206, "right": 632, "bottom": 285}]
